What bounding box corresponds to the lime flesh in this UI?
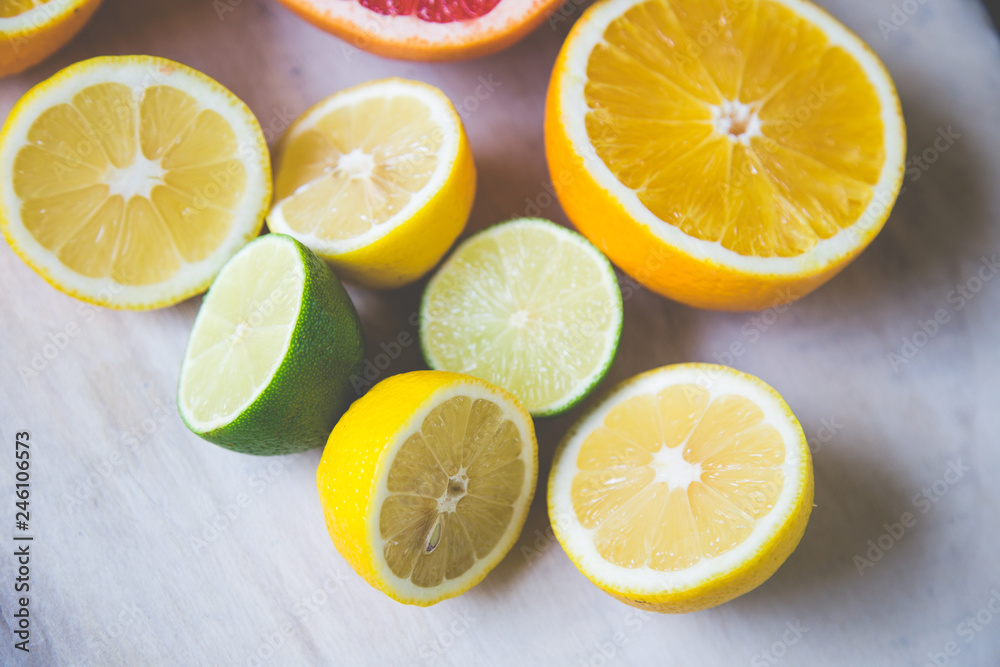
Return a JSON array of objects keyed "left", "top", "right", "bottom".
[{"left": 420, "top": 218, "right": 622, "bottom": 417}]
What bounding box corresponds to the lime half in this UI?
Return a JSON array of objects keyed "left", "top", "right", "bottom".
[
  {"left": 178, "top": 233, "right": 365, "bottom": 455},
  {"left": 420, "top": 218, "right": 623, "bottom": 417}
]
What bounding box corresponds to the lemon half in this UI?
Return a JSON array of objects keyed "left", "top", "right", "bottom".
[
  {"left": 318, "top": 371, "right": 537, "bottom": 606},
  {"left": 0, "top": 55, "right": 272, "bottom": 309},
  {"left": 268, "top": 78, "right": 475, "bottom": 289},
  {"left": 549, "top": 363, "right": 813, "bottom": 612}
]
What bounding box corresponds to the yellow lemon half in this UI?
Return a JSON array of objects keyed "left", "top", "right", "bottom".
[
  {"left": 548, "top": 363, "right": 813, "bottom": 612},
  {"left": 318, "top": 371, "right": 537, "bottom": 606},
  {"left": 0, "top": 55, "right": 272, "bottom": 309},
  {"left": 268, "top": 78, "right": 475, "bottom": 289}
]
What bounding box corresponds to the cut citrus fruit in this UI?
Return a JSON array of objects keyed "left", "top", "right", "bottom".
[
  {"left": 276, "top": 0, "right": 563, "bottom": 61},
  {"left": 178, "top": 234, "right": 365, "bottom": 456},
  {"left": 546, "top": 0, "right": 906, "bottom": 311},
  {"left": 0, "top": 55, "right": 272, "bottom": 309},
  {"left": 420, "top": 218, "right": 623, "bottom": 417},
  {"left": 267, "top": 78, "right": 475, "bottom": 289},
  {"left": 0, "top": 0, "right": 103, "bottom": 78},
  {"left": 548, "top": 363, "right": 813, "bottom": 612},
  {"left": 317, "top": 371, "right": 537, "bottom": 605}
]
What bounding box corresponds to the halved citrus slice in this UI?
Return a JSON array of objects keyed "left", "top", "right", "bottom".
[
  {"left": 275, "top": 0, "right": 564, "bottom": 61},
  {"left": 546, "top": 0, "right": 906, "bottom": 311},
  {"left": 0, "top": 55, "right": 272, "bottom": 309},
  {"left": 177, "top": 234, "right": 365, "bottom": 456},
  {"left": 317, "top": 371, "right": 537, "bottom": 605},
  {"left": 267, "top": 78, "right": 475, "bottom": 289},
  {"left": 0, "top": 0, "right": 103, "bottom": 78},
  {"left": 420, "top": 218, "right": 623, "bottom": 417},
  {"left": 548, "top": 363, "right": 813, "bottom": 613}
]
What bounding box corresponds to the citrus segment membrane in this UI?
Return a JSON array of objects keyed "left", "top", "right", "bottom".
[
  {"left": 581, "top": 0, "right": 887, "bottom": 258},
  {"left": 571, "top": 383, "right": 785, "bottom": 571},
  {"left": 178, "top": 237, "right": 302, "bottom": 430},
  {"left": 421, "top": 219, "right": 622, "bottom": 416},
  {"left": 272, "top": 84, "right": 447, "bottom": 250},
  {"left": 380, "top": 395, "right": 526, "bottom": 587}
]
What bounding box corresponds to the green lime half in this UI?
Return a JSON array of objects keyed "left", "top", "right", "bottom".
[
  {"left": 178, "top": 233, "right": 365, "bottom": 455},
  {"left": 420, "top": 218, "right": 623, "bottom": 417}
]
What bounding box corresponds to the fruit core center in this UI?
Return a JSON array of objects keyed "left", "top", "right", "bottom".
[
  {"left": 336, "top": 149, "right": 375, "bottom": 180},
  {"left": 650, "top": 445, "right": 702, "bottom": 489},
  {"left": 106, "top": 155, "right": 165, "bottom": 200},
  {"left": 438, "top": 470, "right": 468, "bottom": 513},
  {"left": 232, "top": 322, "right": 250, "bottom": 342},
  {"left": 712, "top": 100, "right": 761, "bottom": 143},
  {"left": 510, "top": 309, "right": 531, "bottom": 327}
]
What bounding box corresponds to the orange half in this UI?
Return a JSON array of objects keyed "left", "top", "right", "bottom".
[{"left": 546, "top": 0, "right": 906, "bottom": 310}]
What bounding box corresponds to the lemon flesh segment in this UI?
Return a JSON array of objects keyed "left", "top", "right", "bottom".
[
  {"left": 380, "top": 395, "right": 527, "bottom": 588},
  {"left": 274, "top": 95, "right": 440, "bottom": 243},
  {"left": 573, "top": 384, "right": 785, "bottom": 570},
  {"left": 0, "top": 56, "right": 270, "bottom": 309},
  {"left": 549, "top": 364, "right": 813, "bottom": 612},
  {"left": 14, "top": 82, "right": 244, "bottom": 284},
  {"left": 582, "top": 0, "right": 887, "bottom": 258},
  {"left": 178, "top": 237, "right": 301, "bottom": 430},
  {"left": 421, "top": 219, "right": 623, "bottom": 417}
]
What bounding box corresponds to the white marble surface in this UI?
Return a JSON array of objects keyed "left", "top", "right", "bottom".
[{"left": 1, "top": 0, "right": 999, "bottom": 665}]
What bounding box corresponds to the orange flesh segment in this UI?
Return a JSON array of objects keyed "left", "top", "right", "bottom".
[
  {"left": 570, "top": 384, "right": 786, "bottom": 571},
  {"left": 583, "top": 0, "right": 886, "bottom": 257}
]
